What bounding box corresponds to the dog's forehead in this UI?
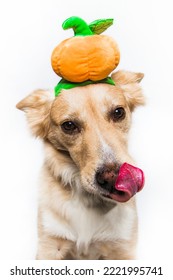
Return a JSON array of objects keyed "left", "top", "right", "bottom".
[{"left": 52, "top": 84, "right": 126, "bottom": 113}]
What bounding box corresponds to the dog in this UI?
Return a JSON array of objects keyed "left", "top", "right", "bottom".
[{"left": 16, "top": 70, "right": 144, "bottom": 260}]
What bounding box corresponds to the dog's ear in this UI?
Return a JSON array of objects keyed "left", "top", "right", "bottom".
[
  {"left": 16, "top": 90, "right": 53, "bottom": 138},
  {"left": 111, "top": 70, "right": 144, "bottom": 85},
  {"left": 111, "top": 70, "right": 145, "bottom": 111}
]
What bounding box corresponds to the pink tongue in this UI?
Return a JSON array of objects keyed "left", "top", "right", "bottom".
[{"left": 110, "top": 163, "right": 144, "bottom": 203}]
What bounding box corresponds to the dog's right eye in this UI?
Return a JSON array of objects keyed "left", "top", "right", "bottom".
[
  {"left": 110, "top": 107, "right": 126, "bottom": 122},
  {"left": 61, "top": 121, "right": 80, "bottom": 134}
]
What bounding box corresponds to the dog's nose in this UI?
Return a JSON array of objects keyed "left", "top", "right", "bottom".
[{"left": 96, "top": 166, "right": 118, "bottom": 192}]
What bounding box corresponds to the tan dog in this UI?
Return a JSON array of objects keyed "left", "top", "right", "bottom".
[{"left": 17, "top": 70, "right": 144, "bottom": 260}]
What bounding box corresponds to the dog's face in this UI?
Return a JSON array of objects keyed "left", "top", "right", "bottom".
[{"left": 17, "top": 71, "right": 144, "bottom": 204}]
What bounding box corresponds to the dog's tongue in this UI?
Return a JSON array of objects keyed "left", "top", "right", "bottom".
[{"left": 109, "top": 163, "right": 144, "bottom": 203}]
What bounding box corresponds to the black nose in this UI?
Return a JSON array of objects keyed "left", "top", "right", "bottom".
[{"left": 96, "top": 166, "right": 118, "bottom": 192}]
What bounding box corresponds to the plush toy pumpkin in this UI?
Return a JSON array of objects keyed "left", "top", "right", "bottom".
[{"left": 51, "top": 16, "right": 120, "bottom": 84}]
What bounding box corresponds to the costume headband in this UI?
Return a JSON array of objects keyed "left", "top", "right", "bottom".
[{"left": 51, "top": 16, "right": 120, "bottom": 96}]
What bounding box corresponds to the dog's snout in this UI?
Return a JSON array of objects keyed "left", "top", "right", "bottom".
[{"left": 96, "top": 166, "right": 118, "bottom": 192}]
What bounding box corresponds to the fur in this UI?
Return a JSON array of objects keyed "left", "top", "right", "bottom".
[{"left": 16, "top": 70, "right": 144, "bottom": 259}]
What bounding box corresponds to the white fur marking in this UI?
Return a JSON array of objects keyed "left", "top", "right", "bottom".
[
  {"left": 96, "top": 129, "right": 116, "bottom": 164},
  {"left": 42, "top": 194, "right": 135, "bottom": 254}
]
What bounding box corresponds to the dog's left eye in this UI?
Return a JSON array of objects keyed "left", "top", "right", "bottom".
[
  {"left": 61, "top": 121, "right": 80, "bottom": 134},
  {"left": 111, "top": 107, "right": 126, "bottom": 122}
]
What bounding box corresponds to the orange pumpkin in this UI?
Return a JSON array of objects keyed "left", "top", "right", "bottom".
[{"left": 51, "top": 17, "right": 120, "bottom": 83}]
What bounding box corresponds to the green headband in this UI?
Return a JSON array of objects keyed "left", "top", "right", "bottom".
[{"left": 54, "top": 77, "right": 115, "bottom": 97}]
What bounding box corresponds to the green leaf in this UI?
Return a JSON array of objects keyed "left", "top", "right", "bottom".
[{"left": 89, "top": 18, "right": 114, "bottom": 35}]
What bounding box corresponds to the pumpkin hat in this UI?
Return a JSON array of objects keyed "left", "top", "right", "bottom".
[{"left": 51, "top": 16, "right": 120, "bottom": 96}]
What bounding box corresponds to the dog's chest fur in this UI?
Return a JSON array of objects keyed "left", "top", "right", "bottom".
[{"left": 42, "top": 194, "right": 135, "bottom": 258}]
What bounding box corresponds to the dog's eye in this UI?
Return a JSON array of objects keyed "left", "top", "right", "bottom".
[
  {"left": 61, "top": 121, "right": 80, "bottom": 134},
  {"left": 111, "top": 107, "right": 126, "bottom": 122}
]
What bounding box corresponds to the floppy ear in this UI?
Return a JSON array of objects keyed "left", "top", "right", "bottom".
[
  {"left": 111, "top": 70, "right": 145, "bottom": 111},
  {"left": 16, "top": 90, "right": 53, "bottom": 138}
]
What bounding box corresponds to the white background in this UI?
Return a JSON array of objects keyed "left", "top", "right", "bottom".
[{"left": 0, "top": 0, "right": 173, "bottom": 260}]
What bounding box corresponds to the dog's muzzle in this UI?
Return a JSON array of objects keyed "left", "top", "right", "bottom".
[{"left": 96, "top": 163, "right": 144, "bottom": 203}]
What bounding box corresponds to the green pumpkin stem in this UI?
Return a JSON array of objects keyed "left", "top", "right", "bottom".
[{"left": 62, "top": 16, "right": 93, "bottom": 36}]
